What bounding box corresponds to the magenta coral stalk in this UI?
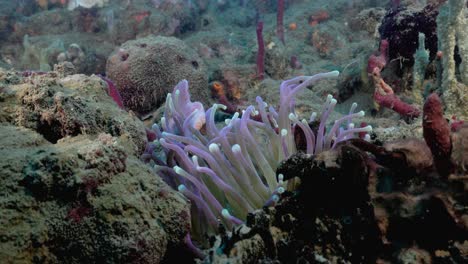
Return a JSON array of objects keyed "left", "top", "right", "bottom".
[
  {"left": 148, "top": 72, "right": 372, "bottom": 241},
  {"left": 256, "top": 21, "right": 265, "bottom": 80},
  {"left": 277, "top": 0, "right": 285, "bottom": 44}
]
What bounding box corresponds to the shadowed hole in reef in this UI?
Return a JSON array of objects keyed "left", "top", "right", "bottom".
[
  {"left": 36, "top": 120, "right": 79, "bottom": 143},
  {"left": 180, "top": 21, "right": 196, "bottom": 34},
  {"left": 386, "top": 197, "right": 464, "bottom": 250}
]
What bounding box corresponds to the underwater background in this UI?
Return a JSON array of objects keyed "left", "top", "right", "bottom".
[{"left": 0, "top": 0, "right": 467, "bottom": 263}]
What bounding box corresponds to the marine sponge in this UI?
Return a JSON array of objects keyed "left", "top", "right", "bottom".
[
  {"left": 146, "top": 71, "right": 373, "bottom": 241},
  {"left": 106, "top": 36, "right": 209, "bottom": 116},
  {"left": 423, "top": 93, "right": 452, "bottom": 177},
  {"left": 379, "top": 4, "right": 439, "bottom": 65}
]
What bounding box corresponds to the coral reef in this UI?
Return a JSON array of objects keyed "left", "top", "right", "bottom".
[
  {"left": 106, "top": 36, "right": 210, "bottom": 116},
  {"left": 0, "top": 0, "right": 467, "bottom": 262}
]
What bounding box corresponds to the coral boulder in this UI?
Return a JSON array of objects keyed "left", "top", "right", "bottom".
[{"left": 0, "top": 69, "right": 191, "bottom": 263}]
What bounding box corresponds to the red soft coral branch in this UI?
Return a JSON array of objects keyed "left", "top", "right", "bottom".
[
  {"left": 371, "top": 68, "right": 420, "bottom": 118},
  {"left": 367, "top": 39, "right": 389, "bottom": 74}
]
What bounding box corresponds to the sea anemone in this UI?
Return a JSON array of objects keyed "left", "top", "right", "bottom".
[{"left": 144, "top": 71, "right": 372, "bottom": 241}]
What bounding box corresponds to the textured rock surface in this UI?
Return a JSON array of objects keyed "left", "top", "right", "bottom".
[
  {"left": 451, "top": 126, "right": 468, "bottom": 174},
  {"left": 348, "top": 8, "right": 386, "bottom": 35},
  {"left": 106, "top": 36, "right": 210, "bottom": 115},
  {"left": 0, "top": 70, "right": 146, "bottom": 156},
  {"left": 0, "top": 69, "right": 191, "bottom": 263}
]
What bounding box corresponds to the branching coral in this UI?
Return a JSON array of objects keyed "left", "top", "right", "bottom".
[{"left": 145, "top": 71, "right": 373, "bottom": 242}]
